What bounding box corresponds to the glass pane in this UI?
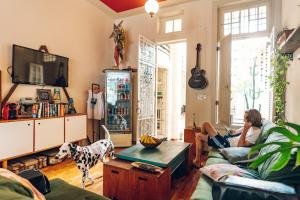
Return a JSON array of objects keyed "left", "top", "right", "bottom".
[
  {"left": 165, "top": 20, "right": 173, "bottom": 33},
  {"left": 232, "top": 23, "right": 240, "bottom": 34},
  {"left": 249, "top": 20, "right": 258, "bottom": 32},
  {"left": 259, "top": 6, "right": 267, "bottom": 19},
  {"left": 249, "top": 8, "right": 257, "bottom": 20},
  {"left": 106, "top": 71, "right": 132, "bottom": 131},
  {"left": 231, "top": 37, "right": 272, "bottom": 124},
  {"left": 173, "top": 19, "right": 182, "bottom": 32},
  {"left": 241, "top": 9, "right": 249, "bottom": 33},
  {"left": 224, "top": 12, "right": 231, "bottom": 24},
  {"left": 224, "top": 24, "right": 231, "bottom": 35},
  {"left": 232, "top": 11, "right": 240, "bottom": 23},
  {"left": 258, "top": 18, "right": 267, "bottom": 31}
]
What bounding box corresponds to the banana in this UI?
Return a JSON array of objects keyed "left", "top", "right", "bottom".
[
  {"left": 141, "top": 135, "right": 162, "bottom": 144},
  {"left": 149, "top": 137, "right": 156, "bottom": 144}
]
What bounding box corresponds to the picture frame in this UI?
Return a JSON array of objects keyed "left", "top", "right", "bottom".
[{"left": 37, "top": 89, "right": 52, "bottom": 102}]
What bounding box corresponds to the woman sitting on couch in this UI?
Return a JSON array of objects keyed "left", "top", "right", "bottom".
[{"left": 194, "top": 109, "right": 262, "bottom": 168}]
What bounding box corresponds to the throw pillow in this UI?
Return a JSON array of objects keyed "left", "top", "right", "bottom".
[
  {"left": 219, "top": 147, "right": 254, "bottom": 163},
  {"left": 200, "top": 163, "right": 253, "bottom": 182}
]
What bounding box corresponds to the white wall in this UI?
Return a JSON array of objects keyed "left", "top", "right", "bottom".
[
  {"left": 116, "top": 0, "right": 217, "bottom": 128},
  {"left": 0, "top": 0, "right": 114, "bottom": 113},
  {"left": 282, "top": 0, "right": 300, "bottom": 123}
]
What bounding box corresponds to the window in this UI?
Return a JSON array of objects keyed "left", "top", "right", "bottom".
[
  {"left": 164, "top": 18, "right": 182, "bottom": 33},
  {"left": 217, "top": 2, "right": 273, "bottom": 125},
  {"left": 222, "top": 5, "right": 267, "bottom": 36},
  {"left": 230, "top": 37, "right": 272, "bottom": 124}
]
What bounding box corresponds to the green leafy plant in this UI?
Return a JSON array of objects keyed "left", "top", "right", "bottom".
[
  {"left": 270, "top": 49, "right": 289, "bottom": 126},
  {"left": 249, "top": 122, "right": 300, "bottom": 171}
]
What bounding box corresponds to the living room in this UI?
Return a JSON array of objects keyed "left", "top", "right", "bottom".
[{"left": 0, "top": 0, "right": 300, "bottom": 200}]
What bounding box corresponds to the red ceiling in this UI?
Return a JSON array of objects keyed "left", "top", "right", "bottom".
[{"left": 100, "top": 0, "right": 165, "bottom": 13}]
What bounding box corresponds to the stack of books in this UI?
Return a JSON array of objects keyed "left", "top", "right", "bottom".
[{"left": 32, "top": 102, "right": 67, "bottom": 118}]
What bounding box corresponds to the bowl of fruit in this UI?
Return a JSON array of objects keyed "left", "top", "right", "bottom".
[{"left": 140, "top": 135, "right": 167, "bottom": 149}]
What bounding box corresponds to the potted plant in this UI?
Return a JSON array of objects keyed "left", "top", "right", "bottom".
[{"left": 249, "top": 122, "right": 300, "bottom": 171}]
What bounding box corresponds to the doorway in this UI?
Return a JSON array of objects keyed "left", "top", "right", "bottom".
[{"left": 156, "top": 42, "right": 187, "bottom": 140}]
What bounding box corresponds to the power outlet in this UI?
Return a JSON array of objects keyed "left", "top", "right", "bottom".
[{"left": 197, "top": 93, "right": 207, "bottom": 100}]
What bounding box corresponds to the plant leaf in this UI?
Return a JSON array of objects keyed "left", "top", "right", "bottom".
[
  {"left": 272, "top": 149, "right": 292, "bottom": 171},
  {"left": 295, "top": 148, "right": 300, "bottom": 169},
  {"left": 266, "top": 127, "right": 300, "bottom": 142},
  {"left": 249, "top": 144, "right": 293, "bottom": 170},
  {"left": 249, "top": 151, "right": 277, "bottom": 169},
  {"left": 248, "top": 142, "right": 288, "bottom": 157},
  {"left": 285, "top": 122, "right": 300, "bottom": 136}
]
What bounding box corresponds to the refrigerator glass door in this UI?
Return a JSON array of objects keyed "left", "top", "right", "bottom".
[{"left": 106, "top": 71, "right": 132, "bottom": 132}]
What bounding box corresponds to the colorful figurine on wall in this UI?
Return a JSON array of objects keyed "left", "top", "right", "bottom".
[{"left": 109, "top": 20, "right": 125, "bottom": 68}]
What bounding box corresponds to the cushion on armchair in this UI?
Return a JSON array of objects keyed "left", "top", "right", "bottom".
[
  {"left": 45, "top": 179, "right": 110, "bottom": 200},
  {"left": 0, "top": 175, "right": 34, "bottom": 200}
]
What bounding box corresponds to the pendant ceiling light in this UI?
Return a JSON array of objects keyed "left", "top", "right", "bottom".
[{"left": 145, "top": 0, "right": 159, "bottom": 17}]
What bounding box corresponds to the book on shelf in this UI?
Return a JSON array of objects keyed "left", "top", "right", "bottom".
[{"left": 35, "top": 102, "right": 67, "bottom": 118}]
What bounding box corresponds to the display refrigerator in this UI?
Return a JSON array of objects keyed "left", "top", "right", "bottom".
[{"left": 104, "top": 70, "right": 132, "bottom": 147}]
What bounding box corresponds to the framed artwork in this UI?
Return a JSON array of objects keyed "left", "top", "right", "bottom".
[{"left": 37, "top": 89, "right": 52, "bottom": 102}]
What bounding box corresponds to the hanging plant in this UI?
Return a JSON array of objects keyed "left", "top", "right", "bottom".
[{"left": 270, "top": 48, "right": 289, "bottom": 126}]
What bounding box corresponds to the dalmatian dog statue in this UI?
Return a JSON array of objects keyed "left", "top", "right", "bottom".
[{"left": 55, "top": 125, "right": 114, "bottom": 189}]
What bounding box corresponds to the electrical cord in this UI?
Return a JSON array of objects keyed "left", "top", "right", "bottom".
[{"left": 7, "top": 66, "right": 12, "bottom": 77}]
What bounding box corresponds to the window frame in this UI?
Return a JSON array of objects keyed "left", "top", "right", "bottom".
[
  {"left": 161, "top": 15, "right": 184, "bottom": 34},
  {"left": 219, "top": 0, "right": 271, "bottom": 40}
]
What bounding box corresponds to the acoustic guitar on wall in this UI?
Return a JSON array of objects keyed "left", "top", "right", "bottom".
[{"left": 188, "top": 43, "right": 208, "bottom": 90}]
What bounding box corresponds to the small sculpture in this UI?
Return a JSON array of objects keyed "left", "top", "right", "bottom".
[
  {"left": 110, "top": 21, "right": 125, "bottom": 68},
  {"left": 68, "top": 98, "right": 76, "bottom": 114}
]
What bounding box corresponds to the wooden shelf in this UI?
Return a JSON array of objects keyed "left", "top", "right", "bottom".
[
  {"left": 280, "top": 26, "right": 300, "bottom": 54},
  {"left": 0, "top": 113, "right": 85, "bottom": 123}
]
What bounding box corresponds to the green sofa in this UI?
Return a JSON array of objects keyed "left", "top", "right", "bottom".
[
  {"left": 191, "top": 121, "right": 300, "bottom": 200},
  {"left": 0, "top": 176, "right": 109, "bottom": 200}
]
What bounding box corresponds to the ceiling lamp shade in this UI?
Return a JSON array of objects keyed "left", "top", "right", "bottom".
[{"left": 145, "top": 0, "right": 159, "bottom": 17}]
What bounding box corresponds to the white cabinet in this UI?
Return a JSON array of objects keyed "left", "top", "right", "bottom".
[
  {"left": 0, "top": 120, "right": 34, "bottom": 160},
  {"left": 0, "top": 114, "right": 86, "bottom": 161},
  {"left": 35, "top": 118, "right": 64, "bottom": 151},
  {"left": 65, "top": 115, "right": 87, "bottom": 142}
]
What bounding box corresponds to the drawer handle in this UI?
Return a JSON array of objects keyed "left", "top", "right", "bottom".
[
  {"left": 38, "top": 122, "right": 41, "bottom": 125},
  {"left": 27, "top": 124, "right": 31, "bottom": 126},
  {"left": 111, "top": 170, "right": 119, "bottom": 174},
  {"left": 138, "top": 177, "right": 148, "bottom": 181}
]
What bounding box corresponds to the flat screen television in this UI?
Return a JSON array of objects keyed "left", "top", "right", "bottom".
[{"left": 12, "top": 44, "right": 69, "bottom": 87}]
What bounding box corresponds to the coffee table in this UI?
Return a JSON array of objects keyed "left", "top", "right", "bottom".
[
  {"left": 103, "top": 141, "right": 191, "bottom": 200},
  {"left": 115, "top": 141, "right": 190, "bottom": 172}
]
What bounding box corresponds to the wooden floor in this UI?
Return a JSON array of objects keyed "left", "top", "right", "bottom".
[{"left": 42, "top": 159, "right": 202, "bottom": 200}]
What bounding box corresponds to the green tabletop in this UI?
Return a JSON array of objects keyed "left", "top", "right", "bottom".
[{"left": 115, "top": 141, "right": 191, "bottom": 170}]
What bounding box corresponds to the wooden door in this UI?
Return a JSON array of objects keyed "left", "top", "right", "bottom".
[
  {"left": 65, "top": 115, "right": 87, "bottom": 142},
  {"left": 131, "top": 170, "right": 158, "bottom": 200},
  {"left": 130, "top": 169, "right": 171, "bottom": 200},
  {"left": 219, "top": 35, "right": 232, "bottom": 125},
  {"left": 103, "top": 165, "right": 130, "bottom": 200},
  {"left": 35, "top": 118, "right": 64, "bottom": 151},
  {"left": 137, "top": 35, "right": 157, "bottom": 137},
  {"left": 0, "top": 120, "right": 33, "bottom": 160}
]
